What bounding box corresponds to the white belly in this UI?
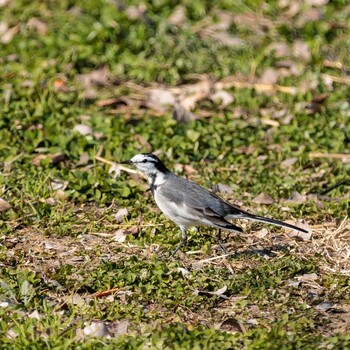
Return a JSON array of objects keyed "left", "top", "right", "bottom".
[{"left": 154, "top": 190, "right": 202, "bottom": 228}]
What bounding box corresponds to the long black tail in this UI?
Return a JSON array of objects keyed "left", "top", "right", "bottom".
[{"left": 238, "top": 213, "right": 308, "bottom": 233}]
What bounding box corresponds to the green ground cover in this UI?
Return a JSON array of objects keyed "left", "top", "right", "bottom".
[{"left": 0, "top": 0, "right": 349, "bottom": 348}]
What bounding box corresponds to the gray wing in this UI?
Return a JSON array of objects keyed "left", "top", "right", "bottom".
[
  {"left": 159, "top": 175, "right": 244, "bottom": 232},
  {"left": 163, "top": 174, "right": 246, "bottom": 216}
]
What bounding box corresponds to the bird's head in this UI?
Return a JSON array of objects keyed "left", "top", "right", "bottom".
[{"left": 122, "top": 153, "right": 169, "bottom": 177}]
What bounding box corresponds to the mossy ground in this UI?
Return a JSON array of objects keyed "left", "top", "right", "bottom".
[{"left": 0, "top": 0, "right": 349, "bottom": 349}]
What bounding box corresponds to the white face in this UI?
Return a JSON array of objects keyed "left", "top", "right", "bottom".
[{"left": 129, "top": 154, "right": 160, "bottom": 175}]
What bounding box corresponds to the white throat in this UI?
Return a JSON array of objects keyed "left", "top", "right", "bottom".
[{"left": 149, "top": 171, "right": 167, "bottom": 187}]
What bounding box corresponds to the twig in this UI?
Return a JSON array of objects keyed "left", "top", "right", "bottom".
[
  {"left": 309, "top": 152, "right": 350, "bottom": 162},
  {"left": 95, "top": 155, "right": 144, "bottom": 176}
]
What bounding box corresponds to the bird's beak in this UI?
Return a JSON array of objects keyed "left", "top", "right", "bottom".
[{"left": 121, "top": 159, "right": 132, "bottom": 165}]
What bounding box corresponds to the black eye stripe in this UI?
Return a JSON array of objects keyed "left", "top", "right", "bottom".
[{"left": 136, "top": 159, "right": 155, "bottom": 163}]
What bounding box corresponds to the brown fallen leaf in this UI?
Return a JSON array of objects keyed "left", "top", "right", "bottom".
[
  {"left": 183, "top": 164, "right": 198, "bottom": 175},
  {"left": 285, "top": 191, "right": 307, "bottom": 204},
  {"left": 259, "top": 68, "right": 279, "bottom": 85},
  {"left": 168, "top": 5, "right": 186, "bottom": 26},
  {"left": 252, "top": 192, "right": 274, "bottom": 205},
  {"left": 0, "top": 198, "right": 11, "bottom": 212},
  {"left": 210, "top": 90, "right": 234, "bottom": 108},
  {"left": 210, "top": 31, "right": 244, "bottom": 47},
  {"left": 32, "top": 153, "right": 66, "bottom": 166},
  {"left": 96, "top": 98, "right": 119, "bottom": 107},
  {"left": 296, "top": 273, "right": 318, "bottom": 282},
  {"left": 115, "top": 208, "right": 128, "bottom": 222},
  {"left": 125, "top": 4, "right": 146, "bottom": 20},
  {"left": 212, "top": 183, "right": 233, "bottom": 195},
  {"left": 293, "top": 40, "right": 311, "bottom": 61},
  {"left": 132, "top": 134, "right": 152, "bottom": 152},
  {"left": 197, "top": 285, "right": 228, "bottom": 299},
  {"left": 112, "top": 229, "right": 128, "bottom": 243},
  {"left": 83, "top": 321, "right": 110, "bottom": 338},
  {"left": 73, "top": 124, "right": 93, "bottom": 136},
  {"left": 90, "top": 287, "right": 120, "bottom": 298},
  {"left": 27, "top": 18, "right": 48, "bottom": 35},
  {"left": 147, "top": 88, "right": 176, "bottom": 112},
  {"left": 281, "top": 157, "right": 298, "bottom": 168},
  {"left": 0, "top": 24, "right": 19, "bottom": 44},
  {"left": 312, "top": 93, "right": 329, "bottom": 104},
  {"left": 216, "top": 318, "right": 246, "bottom": 333},
  {"left": 173, "top": 103, "right": 196, "bottom": 123},
  {"left": 307, "top": 194, "right": 325, "bottom": 209}
]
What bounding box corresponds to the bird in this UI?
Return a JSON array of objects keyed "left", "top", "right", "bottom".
[{"left": 122, "top": 153, "right": 308, "bottom": 258}]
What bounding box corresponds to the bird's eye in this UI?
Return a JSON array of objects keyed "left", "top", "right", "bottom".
[{"left": 142, "top": 159, "right": 148, "bottom": 163}]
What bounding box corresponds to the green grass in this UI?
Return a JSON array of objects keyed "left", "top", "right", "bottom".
[{"left": 0, "top": 0, "right": 350, "bottom": 348}]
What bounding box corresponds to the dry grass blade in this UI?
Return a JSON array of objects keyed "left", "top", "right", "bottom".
[
  {"left": 301, "top": 217, "right": 350, "bottom": 275},
  {"left": 95, "top": 156, "right": 145, "bottom": 177},
  {"left": 309, "top": 152, "right": 350, "bottom": 163}
]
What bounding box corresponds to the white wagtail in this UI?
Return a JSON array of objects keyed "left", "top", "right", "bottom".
[{"left": 122, "top": 153, "right": 308, "bottom": 257}]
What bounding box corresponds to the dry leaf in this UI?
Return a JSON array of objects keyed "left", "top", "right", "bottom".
[
  {"left": 288, "top": 279, "right": 301, "bottom": 287},
  {"left": 115, "top": 319, "right": 129, "bottom": 337},
  {"left": 83, "top": 321, "right": 110, "bottom": 338},
  {"left": 210, "top": 90, "right": 234, "bottom": 108},
  {"left": 197, "top": 285, "right": 228, "bottom": 299},
  {"left": 148, "top": 88, "right": 176, "bottom": 109},
  {"left": 28, "top": 310, "right": 41, "bottom": 320},
  {"left": 115, "top": 208, "right": 128, "bottom": 222},
  {"left": 112, "top": 228, "right": 133, "bottom": 242},
  {"left": 108, "top": 163, "right": 121, "bottom": 179},
  {"left": 173, "top": 103, "right": 196, "bottom": 123},
  {"left": 255, "top": 228, "right": 269, "bottom": 238},
  {"left": 32, "top": 153, "right": 66, "bottom": 166},
  {"left": 177, "top": 267, "right": 190, "bottom": 276},
  {"left": 252, "top": 192, "right": 274, "bottom": 205},
  {"left": 168, "top": 5, "right": 186, "bottom": 26},
  {"left": 307, "top": 194, "right": 325, "bottom": 209},
  {"left": 0, "top": 25, "right": 19, "bottom": 44},
  {"left": 0, "top": 198, "right": 11, "bottom": 212},
  {"left": 212, "top": 183, "right": 233, "bottom": 195},
  {"left": 50, "top": 180, "right": 68, "bottom": 191},
  {"left": 132, "top": 134, "right": 152, "bottom": 152},
  {"left": 77, "top": 153, "right": 90, "bottom": 166},
  {"left": 183, "top": 164, "right": 198, "bottom": 175},
  {"left": 259, "top": 68, "right": 279, "bottom": 85},
  {"left": 210, "top": 31, "right": 244, "bottom": 47},
  {"left": 96, "top": 98, "right": 119, "bottom": 107},
  {"left": 73, "top": 124, "right": 93, "bottom": 136},
  {"left": 316, "top": 302, "right": 335, "bottom": 312},
  {"left": 27, "top": 18, "right": 48, "bottom": 35},
  {"left": 297, "top": 273, "right": 319, "bottom": 282},
  {"left": 53, "top": 77, "right": 67, "bottom": 90},
  {"left": 90, "top": 287, "right": 120, "bottom": 298},
  {"left": 126, "top": 4, "right": 146, "bottom": 20},
  {"left": 281, "top": 157, "right": 298, "bottom": 168},
  {"left": 54, "top": 189, "right": 67, "bottom": 200},
  {"left": 293, "top": 40, "right": 311, "bottom": 61},
  {"left": 285, "top": 191, "right": 307, "bottom": 204},
  {"left": 267, "top": 42, "right": 291, "bottom": 57},
  {"left": 0, "top": 0, "right": 10, "bottom": 7},
  {"left": 312, "top": 93, "right": 329, "bottom": 104},
  {"left": 216, "top": 318, "right": 246, "bottom": 333}
]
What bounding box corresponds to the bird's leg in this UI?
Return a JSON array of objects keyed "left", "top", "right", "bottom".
[
  {"left": 216, "top": 229, "right": 228, "bottom": 254},
  {"left": 169, "top": 227, "right": 187, "bottom": 258}
]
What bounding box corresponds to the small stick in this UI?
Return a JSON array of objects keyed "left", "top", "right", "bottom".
[
  {"left": 95, "top": 155, "right": 145, "bottom": 176},
  {"left": 309, "top": 152, "right": 350, "bottom": 161}
]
